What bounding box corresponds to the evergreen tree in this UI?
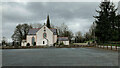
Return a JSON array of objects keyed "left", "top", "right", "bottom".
[
  {"left": 116, "top": 14, "right": 120, "bottom": 40},
  {"left": 94, "top": 0, "right": 118, "bottom": 43},
  {"left": 46, "top": 15, "right": 51, "bottom": 28},
  {"left": 109, "top": 3, "right": 118, "bottom": 41}
]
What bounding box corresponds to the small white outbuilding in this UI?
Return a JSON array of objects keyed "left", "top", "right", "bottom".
[{"left": 57, "top": 37, "right": 69, "bottom": 45}]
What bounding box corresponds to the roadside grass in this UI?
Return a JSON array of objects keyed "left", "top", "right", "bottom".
[
  {"left": 2, "top": 44, "right": 93, "bottom": 49},
  {"left": 72, "top": 43, "right": 88, "bottom": 45},
  {"left": 99, "top": 41, "right": 120, "bottom": 46},
  {"left": 2, "top": 46, "right": 48, "bottom": 49}
]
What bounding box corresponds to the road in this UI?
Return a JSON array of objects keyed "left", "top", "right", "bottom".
[{"left": 2, "top": 47, "right": 118, "bottom": 66}]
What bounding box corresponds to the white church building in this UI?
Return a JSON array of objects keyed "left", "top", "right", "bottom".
[{"left": 21, "top": 16, "right": 69, "bottom": 46}]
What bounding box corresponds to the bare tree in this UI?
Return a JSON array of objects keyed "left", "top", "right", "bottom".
[
  {"left": 11, "top": 24, "right": 32, "bottom": 46},
  {"left": 57, "top": 23, "right": 73, "bottom": 42},
  {"left": 75, "top": 31, "right": 84, "bottom": 43},
  {"left": 2, "top": 36, "right": 7, "bottom": 46}
]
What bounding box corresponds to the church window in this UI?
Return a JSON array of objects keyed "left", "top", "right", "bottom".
[
  {"left": 44, "top": 27, "right": 46, "bottom": 32},
  {"left": 43, "top": 33, "right": 47, "bottom": 38},
  {"left": 32, "top": 37, "right": 35, "bottom": 45},
  {"left": 43, "top": 41, "right": 45, "bottom": 44},
  {"left": 44, "top": 27, "right": 46, "bottom": 29}
]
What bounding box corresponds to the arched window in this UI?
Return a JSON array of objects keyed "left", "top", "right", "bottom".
[
  {"left": 44, "top": 27, "right": 46, "bottom": 29},
  {"left": 43, "top": 33, "right": 47, "bottom": 38},
  {"left": 43, "top": 41, "right": 45, "bottom": 44},
  {"left": 32, "top": 37, "right": 35, "bottom": 45},
  {"left": 44, "top": 27, "right": 46, "bottom": 32}
]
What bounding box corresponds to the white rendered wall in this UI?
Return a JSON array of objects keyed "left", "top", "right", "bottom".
[
  {"left": 36, "top": 25, "right": 54, "bottom": 46},
  {"left": 21, "top": 42, "right": 27, "bottom": 46},
  {"left": 53, "top": 35, "right": 57, "bottom": 43},
  {"left": 26, "top": 35, "right": 36, "bottom": 46},
  {"left": 59, "top": 41, "right": 69, "bottom": 45},
  {"left": 63, "top": 41, "right": 69, "bottom": 45}
]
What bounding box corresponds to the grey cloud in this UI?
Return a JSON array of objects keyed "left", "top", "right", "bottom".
[
  {"left": 2, "top": 2, "right": 34, "bottom": 23},
  {"left": 3, "top": 2, "right": 117, "bottom": 41},
  {"left": 26, "top": 2, "right": 99, "bottom": 20},
  {"left": 3, "top": 2, "right": 99, "bottom": 24},
  {"left": 118, "top": 1, "right": 120, "bottom": 13}
]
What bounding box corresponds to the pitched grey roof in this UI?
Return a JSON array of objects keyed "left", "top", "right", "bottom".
[
  {"left": 28, "top": 28, "right": 40, "bottom": 35},
  {"left": 58, "top": 37, "right": 69, "bottom": 41},
  {"left": 28, "top": 28, "right": 57, "bottom": 35},
  {"left": 50, "top": 28, "right": 57, "bottom": 35}
]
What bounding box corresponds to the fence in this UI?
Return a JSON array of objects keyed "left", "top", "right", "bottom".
[{"left": 95, "top": 45, "right": 119, "bottom": 51}]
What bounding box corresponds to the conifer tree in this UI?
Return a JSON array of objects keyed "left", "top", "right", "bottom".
[
  {"left": 109, "top": 2, "right": 118, "bottom": 41},
  {"left": 116, "top": 14, "right": 120, "bottom": 40},
  {"left": 94, "top": 0, "right": 118, "bottom": 43}
]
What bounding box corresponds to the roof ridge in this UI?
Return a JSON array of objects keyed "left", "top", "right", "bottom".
[
  {"left": 58, "top": 37, "right": 68, "bottom": 38},
  {"left": 31, "top": 28, "right": 40, "bottom": 29}
]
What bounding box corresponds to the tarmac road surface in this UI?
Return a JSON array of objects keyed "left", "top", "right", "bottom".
[{"left": 2, "top": 48, "right": 118, "bottom": 66}]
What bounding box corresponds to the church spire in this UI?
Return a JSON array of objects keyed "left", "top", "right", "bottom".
[{"left": 46, "top": 15, "right": 51, "bottom": 28}]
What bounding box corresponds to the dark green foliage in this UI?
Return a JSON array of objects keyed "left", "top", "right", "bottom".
[
  {"left": 26, "top": 43, "right": 30, "bottom": 46},
  {"left": 94, "top": 1, "right": 119, "bottom": 43},
  {"left": 84, "top": 32, "right": 94, "bottom": 41},
  {"left": 33, "top": 42, "right": 36, "bottom": 46},
  {"left": 2, "top": 40, "right": 6, "bottom": 46},
  {"left": 60, "top": 42, "right": 64, "bottom": 45},
  {"left": 75, "top": 31, "right": 84, "bottom": 43},
  {"left": 46, "top": 15, "right": 51, "bottom": 28},
  {"left": 2, "top": 37, "right": 7, "bottom": 46},
  {"left": 116, "top": 15, "right": 120, "bottom": 40}
]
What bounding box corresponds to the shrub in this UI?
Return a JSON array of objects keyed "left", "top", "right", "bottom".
[
  {"left": 53, "top": 43, "right": 56, "bottom": 46},
  {"left": 33, "top": 42, "right": 36, "bottom": 46},
  {"left": 26, "top": 43, "right": 30, "bottom": 46},
  {"left": 60, "top": 42, "right": 64, "bottom": 45}
]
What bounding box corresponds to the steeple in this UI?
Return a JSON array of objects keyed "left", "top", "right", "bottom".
[{"left": 46, "top": 15, "right": 51, "bottom": 28}]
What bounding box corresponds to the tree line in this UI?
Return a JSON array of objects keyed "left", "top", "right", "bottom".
[{"left": 2, "top": 22, "right": 94, "bottom": 46}]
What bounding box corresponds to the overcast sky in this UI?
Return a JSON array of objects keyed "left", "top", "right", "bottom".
[{"left": 1, "top": 1, "right": 119, "bottom": 42}]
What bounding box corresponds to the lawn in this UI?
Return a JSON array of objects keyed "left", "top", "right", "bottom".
[{"left": 72, "top": 43, "right": 88, "bottom": 45}]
